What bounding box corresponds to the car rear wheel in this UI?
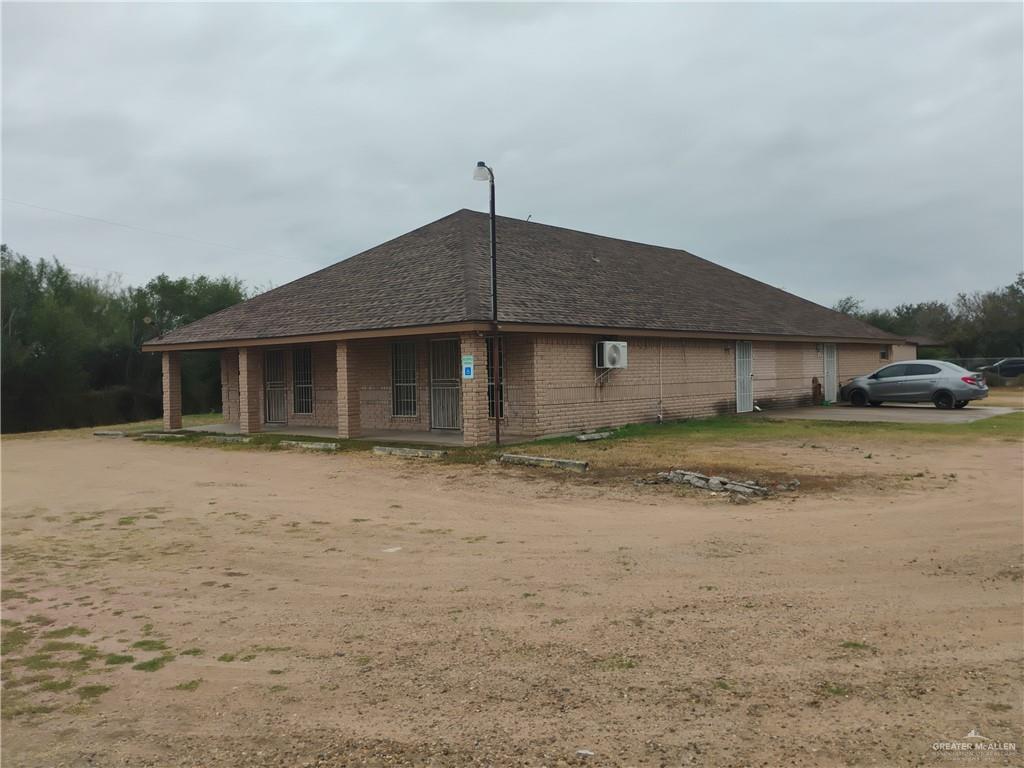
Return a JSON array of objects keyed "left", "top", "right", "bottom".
[
  {"left": 850, "top": 389, "right": 868, "bottom": 407},
  {"left": 933, "top": 391, "right": 955, "bottom": 410},
  {"left": 954, "top": 400, "right": 968, "bottom": 409}
]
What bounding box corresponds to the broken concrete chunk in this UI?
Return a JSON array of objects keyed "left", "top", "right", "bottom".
[
  {"left": 500, "top": 454, "right": 589, "bottom": 472},
  {"left": 279, "top": 440, "right": 338, "bottom": 451},
  {"left": 139, "top": 432, "right": 187, "bottom": 440},
  {"left": 373, "top": 446, "right": 447, "bottom": 459},
  {"left": 576, "top": 431, "right": 612, "bottom": 442},
  {"left": 205, "top": 435, "right": 252, "bottom": 444},
  {"left": 93, "top": 430, "right": 125, "bottom": 437}
]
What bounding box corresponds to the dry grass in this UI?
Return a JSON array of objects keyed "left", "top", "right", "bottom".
[
  {"left": 983, "top": 387, "right": 1024, "bottom": 408},
  {"left": 4, "top": 414, "right": 223, "bottom": 441}
]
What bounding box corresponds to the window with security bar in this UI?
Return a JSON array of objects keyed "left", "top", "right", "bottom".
[
  {"left": 292, "top": 348, "right": 313, "bottom": 414},
  {"left": 486, "top": 337, "right": 505, "bottom": 419},
  {"left": 391, "top": 342, "right": 417, "bottom": 416}
]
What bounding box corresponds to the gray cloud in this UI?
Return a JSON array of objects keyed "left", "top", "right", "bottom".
[{"left": 2, "top": 2, "right": 1021, "bottom": 306}]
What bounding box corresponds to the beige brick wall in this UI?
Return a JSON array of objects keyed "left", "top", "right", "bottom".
[
  {"left": 838, "top": 343, "right": 889, "bottom": 381},
  {"left": 891, "top": 343, "right": 917, "bottom": 362},
  {"left": 530, "top": 334, "right": 890, "bottom": 437},
  {"left": 750, "top": 341, "right": 824, "bottom": 409},
  {"left": 533, "top": 334, "right": 738, "bottom": 435}
]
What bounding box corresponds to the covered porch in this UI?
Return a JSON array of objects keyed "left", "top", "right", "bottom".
[{"left": 159, "top": 331, "right": 537, "bottom": 447}]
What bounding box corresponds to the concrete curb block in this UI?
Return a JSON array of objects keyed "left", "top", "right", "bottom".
[
  {"left": 500, "top": 454, "right": 590, "bottom": 472},
  {"left": 373, "top": 446, "right": 447, "bottom": 459},
  {"left": 279, "top": 440, "right": 339, "bottom": 451},
  {"left": 576, "top": 431, "right": 612, "bottom": 442},
  {"left": 93, "top": 430, "right": 126, "bottom": 437},
  {"left": 139, "top": 432, "right": 188, "bottom": 440},
  {"left": 204, "top": 435, "right": 253, "bottom": 444}
]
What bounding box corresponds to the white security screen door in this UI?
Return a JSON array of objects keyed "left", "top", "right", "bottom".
[
  {"left": 264, "top": 350, "right": 287, "bottom": 423},
  {"left": 823, "top": 343, "right": 838, "bottom": 402},
  {"left": 736, "top": 341, "right": 753, "bottom": 413},
  {"left": 430, "top": 340, "right": 462, "bottom": 430}
]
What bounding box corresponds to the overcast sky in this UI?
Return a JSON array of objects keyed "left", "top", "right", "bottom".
[{"left": 2, "top": 2, "right": 1021, "bottom": 309}]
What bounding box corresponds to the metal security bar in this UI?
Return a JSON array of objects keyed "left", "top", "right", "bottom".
[
  {"left": 292, "top": 347, "right": 313, "bottom": 414},
  {"left": 391, "top": 341, "right": 417, "bottom": 416},
  {"left": 430, "top": 339, "right": 462, "bottom": 430},
  {"left": 264, "top": 350, "right": 287, "bottom": 423},
  {"left": 486, "top": 336, "right": 505, "bottom": 418}
]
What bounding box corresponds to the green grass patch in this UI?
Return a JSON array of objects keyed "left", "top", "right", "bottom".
[
  {"left": 174, "top": 679, "right": 202, "bottom": 691},
  {"left": 840, "top": 640, "right": 877, "bottom": 653},
  {"left": 17, "top": 653, "right": 62, "bottom": 671},
  {"left": 74, "top": 684, "right": 111, "bottom": 700},
  {"left": 117, "top": 516, "right": 137, "bottom": 526},
  {"left": 132, "top": 654, "right": 174, "bottom": 672},
  {"left": 25, "top": 614, "right": 55, "bottom": 626},
  {"left": 180, "top": 647, "right": 203, "bottom": 656},
  {"left": 1, "top": 626, "right": 35, "bottom": 655},
  {"left": 131, "top": 639, "right": 168, "bottom": 652},
  {"left": 38, "top": 640, "right": 89, "bottom": 653},
  {"left": 105, "top": 653, "right": 135, "bottom": 665},
  {"left": 42, "top": 626, "right": 90, "bottom": 639},
  {"left": 217, "top": 653, "right": 236, "bottom": 662},
  {"left": 38, "top": 678, "right": 74, "bottom": 692},
  {"left": 4, "top": 673, "right": 54, "bottom": 689},
  {"left": 822, "top": 682, "right": 851, "bottom": 697},
  {"left": 1, "top": 589, "right": 29, "bottom": 601},
  {"left": 599, "top": 654, "right": 639, "bottom": 670}
]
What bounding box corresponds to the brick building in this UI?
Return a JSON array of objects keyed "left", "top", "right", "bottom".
[{"left": 144, "top": 210, "right": 901, "bottom": 445}]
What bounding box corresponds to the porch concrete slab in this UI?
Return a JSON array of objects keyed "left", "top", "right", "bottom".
[{"left": 767, "top": 403, "right": 1014, "bottom": 424}]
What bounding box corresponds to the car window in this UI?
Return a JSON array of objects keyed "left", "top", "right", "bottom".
[
  {"left": 874, "top": 364, "right": 908, "bottom": 379},
  {"left": 905, "top": 364, "right": 941, "bottom": 376}
]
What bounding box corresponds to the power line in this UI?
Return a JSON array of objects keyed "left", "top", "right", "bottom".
[{"left": 2, "top": 197, "right": 301, "bottom": 264}]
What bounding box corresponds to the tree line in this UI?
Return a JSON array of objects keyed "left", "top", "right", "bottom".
[
  {"left": 1, "top": 246, "right": 247, "bottom": 432},
  {"left": 832, "top": 273, "right": 1024, "bottom": 360}
]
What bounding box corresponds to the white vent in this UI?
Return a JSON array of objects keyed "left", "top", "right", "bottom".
[{"left": 595, "top": 341, "right": 628, "bottom": 369}]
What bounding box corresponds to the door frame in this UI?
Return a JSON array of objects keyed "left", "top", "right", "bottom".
[
  {"left": 823, "top": 343, "right": 838, "bottom": 402},
  {"left": 735, "top": 341, "right": 753, "bottom": 413},
  {"left": 429, "top": 338, "right": 462, "bottom": 430}
]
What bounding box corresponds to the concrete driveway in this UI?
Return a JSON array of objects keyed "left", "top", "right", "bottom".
[{"left": 768, "top": 403, "right": 1015, "bottom": 424}]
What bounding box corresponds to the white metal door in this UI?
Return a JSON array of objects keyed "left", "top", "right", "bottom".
[
  {"left": 264, "top": 350, "right": 287, "bottom": 423},
  {"left": 430, "top": 340, "right": 462, "bottom": 430},
  {"left": 735, "top": 341, "right": 753, "bottom": 413},
  {"left": 823, "top": 343, "right": 838, "bottom": 402}
]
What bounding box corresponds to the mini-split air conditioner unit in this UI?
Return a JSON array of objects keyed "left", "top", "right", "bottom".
[{"left": 595, "top": 340, "right": 628, "bottom": 369}]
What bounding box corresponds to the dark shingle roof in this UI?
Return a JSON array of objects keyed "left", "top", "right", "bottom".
[{"left": 147, "top": 209, "right": 896, "bottom": 345}]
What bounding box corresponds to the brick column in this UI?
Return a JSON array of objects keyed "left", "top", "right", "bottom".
[
  {"left": 238, "top": 347, "right": 263, "bottom": 434},
  {"left": 516, "top": 335, "right": 540, "bottom": 439},
  {"left": 460, "top": 332, "right": 490, "bottom": 446},
  {"left": 162, "top": 351, "right": 182, "bottom": 431},
  {"left": 336, "top": 341, "right": 361, "bottom": 439}
]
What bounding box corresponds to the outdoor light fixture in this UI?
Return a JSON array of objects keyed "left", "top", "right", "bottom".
[
  {"left": 473, "top": 160, "right": 500, "bottom": 446},
  {"left": 473, "top": 161, "right": 492, "bottom": 182}
]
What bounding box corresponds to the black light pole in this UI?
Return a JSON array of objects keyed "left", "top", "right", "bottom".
[{"left": 473, "top": 160, "right": 500, "bottom": 446}]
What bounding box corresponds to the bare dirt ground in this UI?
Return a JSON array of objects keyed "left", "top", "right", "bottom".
[{"left": 2, "top": 431, "right": 1022, "bottom": 767}]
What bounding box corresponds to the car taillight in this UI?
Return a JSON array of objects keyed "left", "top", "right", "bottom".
[{"left": 961, "top": 376, "right": 980, "bottom": 386}]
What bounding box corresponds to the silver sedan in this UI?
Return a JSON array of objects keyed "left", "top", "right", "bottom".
[{"left": 840, "top": 360, "right": 989, "bottom": 409}]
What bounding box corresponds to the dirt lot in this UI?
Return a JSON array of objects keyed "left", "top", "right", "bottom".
[{"left": 2, "top": 425, "right": 1022, "bottom": 767}]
